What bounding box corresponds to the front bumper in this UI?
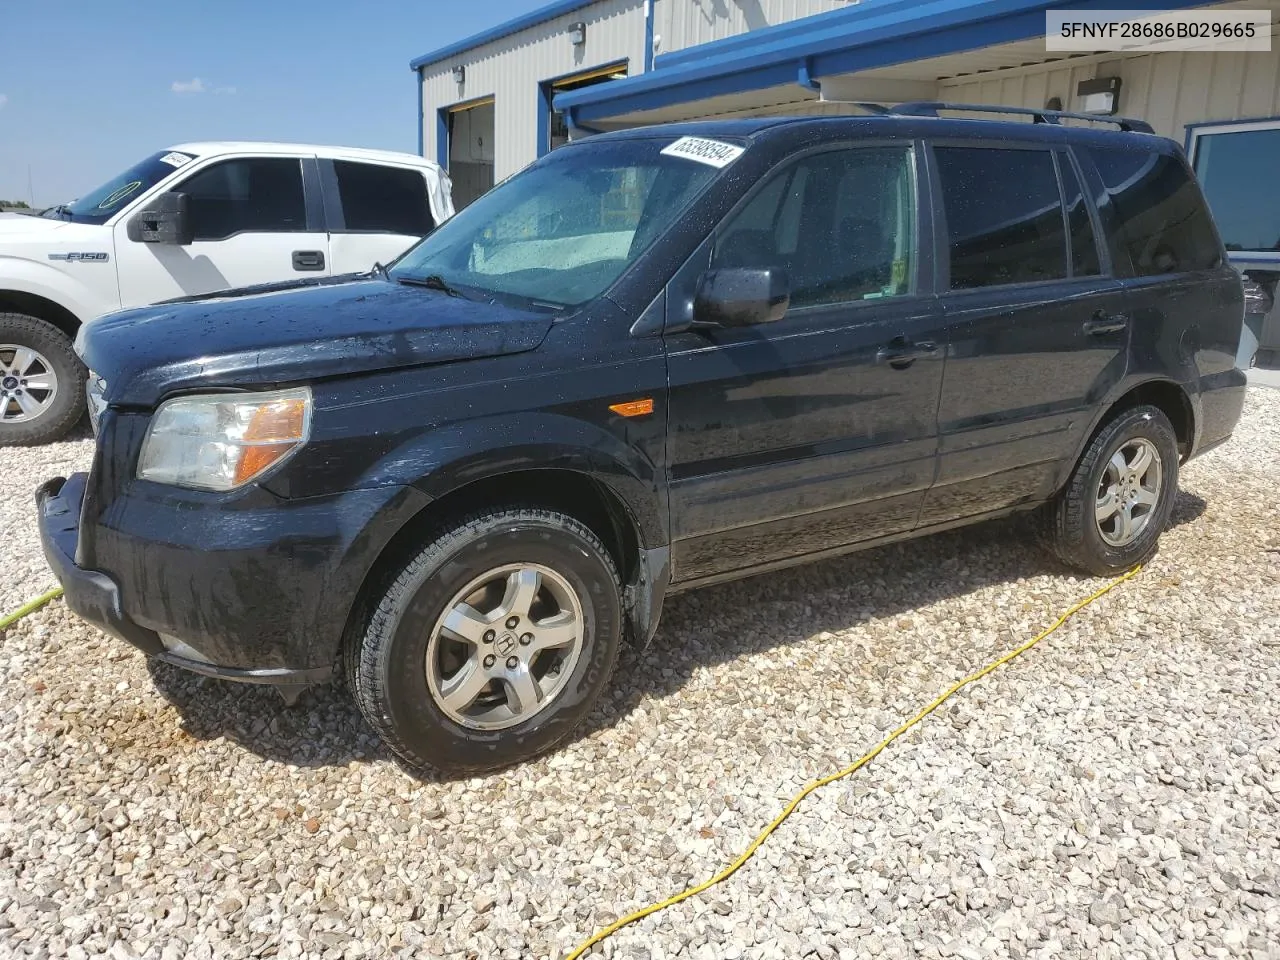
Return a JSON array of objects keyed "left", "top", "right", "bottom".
[{"left": 37, "top": 474, "right": 335, "bottom": 686}]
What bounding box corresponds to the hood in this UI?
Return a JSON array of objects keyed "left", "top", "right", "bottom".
[
  {"left": 0, "top": 212, "right": 71, "bottom": 235},
  {"left": 81, "top": 276, "right": 555, "bottom": 407}
]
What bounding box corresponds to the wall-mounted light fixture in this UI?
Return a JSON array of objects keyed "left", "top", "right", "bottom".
[
  {"left": 452, "top": 65, "right": 465, "bottom": 84},
  {"left": 1077, "top": 76, "right": 1121, "bottom": 116},
  {"left": 1045, "top": 96, "right": 1064, "bottom": 112},
  {"left": 568, "top": 21, "right": 587, "bottom": 45}
]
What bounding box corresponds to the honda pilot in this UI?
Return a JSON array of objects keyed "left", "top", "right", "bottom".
[{"left": 37, "top": 107, "right": 1246, "bottom": 775}]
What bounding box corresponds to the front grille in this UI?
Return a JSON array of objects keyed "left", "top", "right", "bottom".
[{"left": 85, "top": 373, "right": 107, "bottom": 436}]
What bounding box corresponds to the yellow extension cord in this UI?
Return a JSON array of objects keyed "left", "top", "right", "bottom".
[
  {"left": 0, "top": 587, "right": 63, "bottom": 631},
  {"left": 0, "top": 571, "right": 1144, "bottom": 960},
  {"left": 563, "top": 565, "right": 1143, "bottom": 960}
]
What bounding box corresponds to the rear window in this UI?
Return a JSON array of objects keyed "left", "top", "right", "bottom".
[
  {"left": 935, "top": 146, "right": 1069, "bottom": 289},
  {"left": 1087, "top": 147, "right": 1222, "bottom": 276},
  {"left": 334, "top": 161, "right": 434, "bottom": 235}
]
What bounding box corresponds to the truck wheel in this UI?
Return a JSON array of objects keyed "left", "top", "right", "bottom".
[
  {"left": 0, "top": 313, "right": 86, "bottom": 446},
  {"left": 349, "top": 507, "right": 622, "bottom": 776},
  {"left": 1040, "top": 404, "right": 1179, "bottom": 576}
]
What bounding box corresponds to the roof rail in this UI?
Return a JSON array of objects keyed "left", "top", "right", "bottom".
[{"left": 889, "top": 101, "right": 1155, "bottom": 134}]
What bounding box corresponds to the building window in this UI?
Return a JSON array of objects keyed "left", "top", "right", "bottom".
[
  {"left": 934, "top": 146, "right": 1069, "bottom": 289},
  {"left": 1189, "top": 119, "right": 1280, "bottom": 257}
]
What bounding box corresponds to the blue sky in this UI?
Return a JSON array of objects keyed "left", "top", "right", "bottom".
[{"left": 0, "top": 0, "right": 544, "bottom": 207}]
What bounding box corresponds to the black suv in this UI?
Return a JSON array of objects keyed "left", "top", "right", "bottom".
[{"left": 38, "top": 106, "right": 1245, "bottom": 775}]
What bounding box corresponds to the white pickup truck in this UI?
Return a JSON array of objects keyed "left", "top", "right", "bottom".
[{"left": 0, "top": 142, "right": 453, "bottom": 444}]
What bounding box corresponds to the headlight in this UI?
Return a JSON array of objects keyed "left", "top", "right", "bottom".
[{"left": 137, "top": 387, "right": 312, "bottom": 491}]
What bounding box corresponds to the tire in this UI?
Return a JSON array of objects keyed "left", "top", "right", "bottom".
[
  {"left": 1040, "top": 404, "right": 1179, "bottom": 576},
  {"left": 0, "top": 313, "right": 86, "bottom": 446},
  {"left": 349, "top": 507, "right": 622, "bottom": 776}
]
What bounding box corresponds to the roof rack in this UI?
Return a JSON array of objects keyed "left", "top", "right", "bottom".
[{"left": 888, "top": 101, "right": 1154, "bottom": 134}]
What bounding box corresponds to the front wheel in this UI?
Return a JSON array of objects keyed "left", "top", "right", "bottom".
[
  {"left": 0, "top": 312, "right": 86, "bottom": 446},
  {"left": 348, "top": 507, "right": 622, "bottom": 776},
  {"left": 1040, "top": 404, "right": 1179, "bottom": 576}
]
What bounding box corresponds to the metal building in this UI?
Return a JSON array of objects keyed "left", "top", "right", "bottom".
[{"left": 412, "top": 0, "right": 1280, "bottom": 363}]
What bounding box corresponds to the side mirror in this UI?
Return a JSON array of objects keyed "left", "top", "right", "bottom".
[
  {"left": 692, "top": 267, "right": 790, "bottom": 329},
  {"left": 126, "top": 191, "right": 193, "bottom": 245}
]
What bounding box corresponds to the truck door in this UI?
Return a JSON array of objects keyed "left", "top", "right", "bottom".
[{"left": 113, "top": 155, "right": 330, "bottom": 308}]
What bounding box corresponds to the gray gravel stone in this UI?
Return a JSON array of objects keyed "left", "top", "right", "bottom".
[{"left": 1, "top": 390, "right": 1278, "bottom": 959}]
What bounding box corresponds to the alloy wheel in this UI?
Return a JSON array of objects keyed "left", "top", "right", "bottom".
[{"left": 1095, "top": 437, "right": 1163, "bottom": 547}]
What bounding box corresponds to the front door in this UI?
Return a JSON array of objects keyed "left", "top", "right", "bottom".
[
  {"left": 114, "top": 155, "right": 330, "bottom": 308},
  {"left": 919, "top": 144, "right": 1128, "bottom": 526},
  {"left": 664, "top": 144, "right": 945, "bottom": 584}
]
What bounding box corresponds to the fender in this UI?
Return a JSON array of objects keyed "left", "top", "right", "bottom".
[
  {"left": 0, "top": 257, "right": 108, "bottom": 327},
  {"left": 343, "top": 409, "right": 670, "bottom": 550}
]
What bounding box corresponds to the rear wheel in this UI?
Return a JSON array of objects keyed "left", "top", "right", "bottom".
[
  {"left": 0, "top": 313, "right": 85, "bottom": 446},
  {"left": 349, "top": 507, "right": 622, "bottom": 776},
  {"left": 1040, "top": 404, "right": 1179, "bottom": 576}
]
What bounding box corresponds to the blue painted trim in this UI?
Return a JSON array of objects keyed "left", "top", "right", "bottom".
[
  {"left": 644, "top": 0, "right": 655, "bottom": 72},
  {"left": 797, "top": 59, "right": 820, "bottom": 92},
  {"left": 410, "top": 0, "right": 597, "bottom": 71},
  {"left": 537, "top": 81, "right": 553, "bottom": 158},
  {"left": 557, "top": 0, "right": 1209, "bottom": 124},
  {"left": 416, "top": 69, "right": 425, "bottom": 157},
  {"left": 436, "top": 108, "right": 449, "bottom": 170}
]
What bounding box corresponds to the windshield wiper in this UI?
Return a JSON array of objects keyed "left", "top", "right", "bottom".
[
  {"left": 395, "top": 274, "right": 470, "bottom": 299},
  {"left": 369, "top": 261, "right": 388, "bottom": 280},
  {"left": 42, "top": 204, "right": 73, "bottom": 222},
  {"left": 397, "top": 274, "right": 462, "bottom": 296}
]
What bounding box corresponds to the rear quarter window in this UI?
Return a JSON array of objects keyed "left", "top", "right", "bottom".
[{"left": 1087, "top": 147, "right": 1222, "bottom": 277}]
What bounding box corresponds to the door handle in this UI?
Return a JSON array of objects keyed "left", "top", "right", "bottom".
[
  {"left": 1083, "top": 311, "right": 1129, "bottom": 335},
  {"left": 292, "top": 250, "right": 325, "bottom": 271},
  {"left": 876, "top": 338, "right": 938, "bottom": 369}
]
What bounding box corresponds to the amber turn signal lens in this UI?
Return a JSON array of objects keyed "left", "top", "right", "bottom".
[
  {"left": 609, "top": 398, "right": 654, "bottom": 418},
  {"left": 233, "top": 397, "right": 310, "bottom": 486}
]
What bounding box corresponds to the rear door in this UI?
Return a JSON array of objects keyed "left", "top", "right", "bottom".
[
  {"left": 321, "top": 159, "right": 439, "bottom": 275},
  {"left": 918, "top": 141, "right": 1128, "bottom": 526},
  {"left": 114, "top": 154, "right": 330, "bottom": 307},
  {"left": 664, "top": 142, "right": 946, "bottom": 583}
]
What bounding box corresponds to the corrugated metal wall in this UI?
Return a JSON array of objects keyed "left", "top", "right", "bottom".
[
  {"left": 940, "top": 49, "right": 1280, "bottom": 142},
  {"left": 420, "top": 0, "right": 646, "bottom": 181},
  {"left": 652, "top": 0, "right": 846, "bottom": 54}
]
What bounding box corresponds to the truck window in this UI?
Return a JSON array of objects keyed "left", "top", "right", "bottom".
[
  {"left": 935, "top": 146, "right": 1068, "bottom": 289},
  {"left": 175, "top": 158, "right": 307, "bottom": 241},
  {"left": 333, "top": 161, "right": 434, "bottom": 235},
  {"left": 712, "top": 146, "right": 916, "bottom": 308},
  {"left": 1087, "top": 147, "right": 1222, "bottom": 276}
]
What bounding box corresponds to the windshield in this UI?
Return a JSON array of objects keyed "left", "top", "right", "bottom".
[
  {"left": 49, "top": 150, "right": 198, "bottom": 225},
  {"left": 389, "top": 138, "right": 729, "bottom": 309}
]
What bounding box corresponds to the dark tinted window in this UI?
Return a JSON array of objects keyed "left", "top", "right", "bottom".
[
  {"left": 1089, "top": 147, "right": 1221, "bottom": 276},
  {"left": 713, "top": 147, "right": 916, "bottom": 308},
  {"left": 176, "top": 158, "right": 306, "bottom": 241},
  {"left": 935, "top": 147, "right": 1067, "bottom": 289},
  {"left": 1192, "top": 126, "right": 1280, "bottom": 253},
  {"left": 334, "top": 161, "right": 434, "bottom": 235},
  {"left": 1059, "top": 152, "right": 1101, "bottom": 276}
]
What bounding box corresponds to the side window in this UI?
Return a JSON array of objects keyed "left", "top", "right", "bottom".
[
  {"left": 1088, "top": 147, "right": 1222, "bottom": 276},
  {"left": 935, "top": 146, "right": 1068, "bottom": 289},
  {"left": 334, "top": 161, "right": 435, "bottom": 235},
  {"left": 1059, "top": 152, "right": 1102, "bottom": 277},
  {"left": 712, "top": 147, "right": 916, "bottom": 309},
  {"left": 175, "top": 158, "right": 307, "bottom": 241}
]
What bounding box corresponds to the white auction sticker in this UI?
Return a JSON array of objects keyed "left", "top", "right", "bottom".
[
  {"left": 660, "top": 136, "right": 745, "bottom": 168},
  {"left": 1046, "top": 9, "right": 1271, "bottom": 52},
  {"left": 158, "top": 151, "right": 195, "bottom": 168}
]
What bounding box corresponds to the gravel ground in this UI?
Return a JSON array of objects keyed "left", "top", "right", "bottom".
[{"left": 1, "top": 389, "right": 1277, "bottom": 960}]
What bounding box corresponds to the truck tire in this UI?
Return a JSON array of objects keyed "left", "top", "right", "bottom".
[
  {"left": 1040, "top": 404, "right": 1179, "bottom": 576},
  {"left": 349, "top": 507, "right": 622, "bottom": 776},
  {"left": 0, "top": 313, "right": 86, "bottom": 446}
]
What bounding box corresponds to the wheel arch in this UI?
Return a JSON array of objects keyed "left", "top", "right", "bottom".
[
  {"left": 338, "top": 465, "right": 667, "bottom": 671},
  {"left": 0, "top": 289, "right": 83, "bottom": 341}
]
